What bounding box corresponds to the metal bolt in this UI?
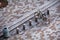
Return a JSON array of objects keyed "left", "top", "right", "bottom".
[
  {"left": 16, "top": 28, "right": 19, "bottom": 34},
  {"left": 23, "top": 24, "right": 25, "bottom": 30},
  {"left": 35, "top": 16, "right": 38, "bottom": 22},
  {"left": 47, "top": 10, "right": 49, "bottom": 15},
  {"left": 29, "top": 20, "right": 32, "bottom": 26}
]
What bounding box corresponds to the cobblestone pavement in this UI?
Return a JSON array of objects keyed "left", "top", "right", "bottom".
[
  {"left": 0, "top": 0, "right": 56, "bottom": 37},
  {"left": 6, "top": 2, "right": 60, "bottom": 40}
]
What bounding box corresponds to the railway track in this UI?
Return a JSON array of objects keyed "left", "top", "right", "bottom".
[{"left": 0, "top": 0, "right": 59, "bottom": 37}]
